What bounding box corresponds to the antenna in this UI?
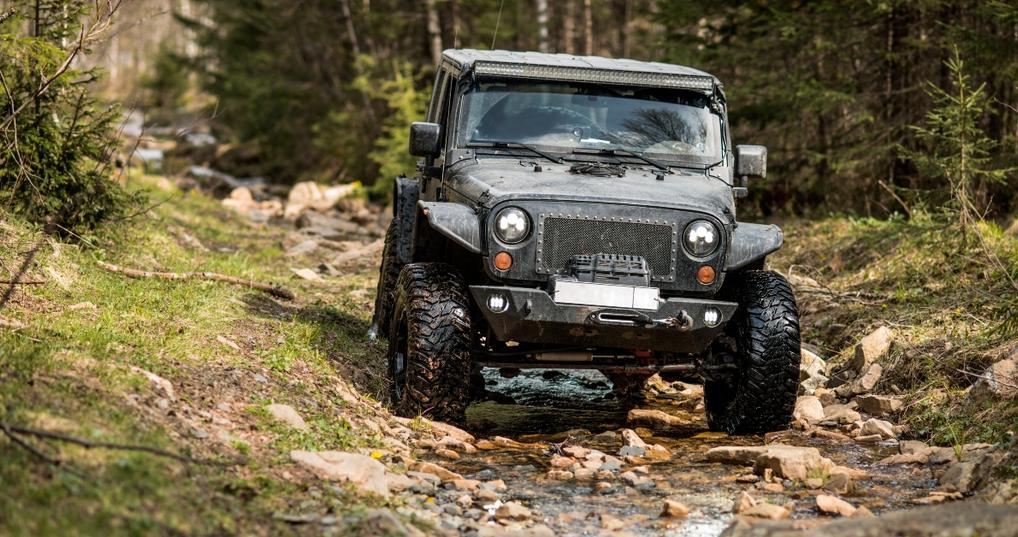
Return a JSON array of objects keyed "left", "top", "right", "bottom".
[{"left": 490, "top": 0, "right": 505, "bottom": 50}]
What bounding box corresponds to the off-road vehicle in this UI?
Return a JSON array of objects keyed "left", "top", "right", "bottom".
[{"left": 371, "top": 50, "right": 800, "bottom": 434}]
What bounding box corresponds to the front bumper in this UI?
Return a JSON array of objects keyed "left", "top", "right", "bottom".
[{"left": 470, "top": 285, "right": 738, "bottom": 354}]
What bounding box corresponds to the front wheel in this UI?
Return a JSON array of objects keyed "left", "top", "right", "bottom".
[
  {"left": 704, "top": 270, "right": 800, "bottom": 434},
  {"left": 387, "top": 263, "right": 473, "bottom": 422}
]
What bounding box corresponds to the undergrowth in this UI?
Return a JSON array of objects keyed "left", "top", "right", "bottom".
[{"left": 774, "top": 212, "right": 1018, "bottom": 445}]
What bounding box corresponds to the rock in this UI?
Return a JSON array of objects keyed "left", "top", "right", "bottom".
[
  {"left": 854, "top": 394, "right": 903, "bottom": 416},
  {"left": 855, "top": 434, "right": 883, "bottom": 444},
  {"left": 740, "top": 503, "right": 791, "bottom": 520},
  {"left": 627, "top": 408, "right": 685, "bottom": 430},
  {"left": 852, "top": 326, "right": 893, "bottom": 373},
  {"left": 621, "top": 428, "right": 648, "bottom": 448},
  {"left": 816, "top": 494, "right": 857, "bottom": 517},
  {"left": 646, "top": 444, "right": 672, "bottom": 462},
  {"left": 494, "top": 501, "right": 532, "bottom": 521},
  {"left": 290, "top": 451, "right": 389, "bottom": 497},
  {"left": 562, "top": 445, "right": 590, "bottom": 458},
  {"left": 601, "top": 513, "right": 626, "bottom": 530},
  {"left": 800, "top": 348, "right": 829, "bottom": 395},
  {"left": 823, "top": 404, "right": 861, "bottom": 424},
  {"left": 814, "top": 387, "right": 837, "bottom": 406},
  {"left": 734, "top": 491, "right": 757, "bottom": 514},
  {"left": 130, "top": 366, "right": 175, "bottom": 400},
  {"left": 547, "top": 470, "right": 574, "bottom": 481},
  {"left": 971, "top": 355, "right": 1018, "bottom": 399},
  {"left": 595, "top": 481, "right": 613, "bottom": 492},
  {"left": 661, "top": 499, "right": 690, "bottom": 518},
  {"left": 706, "top": 446, "right": 768, "bottom": 465},
  {"left": 618, "top": 445, "right": 646, "bottom": 457},
  {"left": 284, "top": 239, "right": 319, "bottom": 257},
  {"left": 348, "top": 508, "right": 425, "bottom": 537},
  {"left": 549, "top": 455, "right": 574, "bottom": 468},
  {"left": 284, "top": 181, "right": 356, "bottom": 218},
  {"left": 753, "top": 445, "right": 833, "bottom": 482},
  {"left": 266, "top": 403, "right": 309, "bottom": 431},
  {"left": 812, "top": 429, "right": 852, "bottom": 442},
  {"left": 385, "top": 472, "right": 416, "bottom": 493},
  {"left": 901, "top": 440, "right": 929, "bottom": 454},
  {"left": 410, "top": 460, "right": 463, "bottom": 482},
  {"left": 435, "top": 448, "right": 459, "bottom": 460},
  {"left": 290, "top": 267, "right": 322, "bottom": 281},
  {"left": 450, "top": 478, "right": 481, "bottom": 491},
  {"left": 855, "top": 363, "right": 883, "bottom": 393},
  {"left": 859, "top": 418, "right": 897, "bottom": 439},
  {"left": 794, "top": 396, "right": 825, "bottom": 423},
  {"left": 939, "top": 461, "right": 977, "bottom": 493},
  {"left": 620, "top": 471, "right": 652, "bottom": 487}
]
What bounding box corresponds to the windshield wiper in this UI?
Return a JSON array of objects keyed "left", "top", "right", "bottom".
[
  {"left": 573, "top": 148, "right": 670, "bottom": 172},
  {"left": 467, "top": 141, "right": 564, "bottom": 164}
]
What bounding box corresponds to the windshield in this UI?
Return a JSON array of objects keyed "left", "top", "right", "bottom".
[{"left": 456, "top": 81, "right": 723, "bottom": 164}]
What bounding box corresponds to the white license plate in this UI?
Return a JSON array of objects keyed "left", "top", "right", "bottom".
[{"left": 553, "top": 280, "right": 660, "bottom": 310}]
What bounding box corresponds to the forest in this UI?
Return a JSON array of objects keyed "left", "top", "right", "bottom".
[{"left": 1, "top": 1, "right": 1017, "bottom": 536}]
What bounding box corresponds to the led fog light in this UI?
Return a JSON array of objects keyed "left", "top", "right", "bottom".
[
  {"left": 704, "top": 307, "right": 721, "bottom": 327},
  {"left": 487, "top": 293, "right": 509, "bottom": 313}
]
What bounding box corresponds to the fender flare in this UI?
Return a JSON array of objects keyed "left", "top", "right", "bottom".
[
  {"left": 725, "top": 222, "right": 783, "bottom": 271},
  {"left": 417, "top": 201, "right": 482, "bottom": 254},
  {"left": 393, "top": 177, "right": 420, "bottom": 264}
]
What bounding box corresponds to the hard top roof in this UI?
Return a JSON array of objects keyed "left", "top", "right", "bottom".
[{"left": 441, "top": 49, "right": 718, "bottom": 81}]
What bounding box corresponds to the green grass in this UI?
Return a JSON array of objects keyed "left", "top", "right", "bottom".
[
  {"left": 0, "top": 175, "right": 387, "bottom": 536},
  {"left": 772, "top": 212, "right": 1018, "bottom": 446}
]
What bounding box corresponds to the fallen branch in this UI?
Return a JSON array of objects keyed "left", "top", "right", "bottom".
[
  {"left": 955, "top": 368, "right": 1018, "bottom": 392},
  {"left": 96, "top": 260, "right": 294, "bottom": 300},
  {"left": 0, "top": 279, "right": 45, "bottom": 285},
  {"left": 3, "top": 424, "right": 241, "bottom": 466}
]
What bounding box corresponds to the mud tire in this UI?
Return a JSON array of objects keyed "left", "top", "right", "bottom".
[
  {"left": 387, "top": 263, "right": 473, "bottom": 421},
  {"left": 704, "top": 270, "right": 800, "bottom": 434},
  {"left": 370, "top": 218, "right": 401, "bottom": 338}
]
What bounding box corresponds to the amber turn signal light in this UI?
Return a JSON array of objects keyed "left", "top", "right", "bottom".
[
  {"left": 494, "top": 251, "right": 513, "bottom": 271},
  {"left": 697, "top": 265, "right": 716, "bottom": 285}
]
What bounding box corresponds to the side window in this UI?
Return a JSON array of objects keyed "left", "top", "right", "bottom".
[{"left": 427, "top": 70, "right": 449, "bottom": 123}]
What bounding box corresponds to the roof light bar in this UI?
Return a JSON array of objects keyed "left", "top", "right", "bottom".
[{"left": 472, "top": 61, "right": 715, "bottom": 92}]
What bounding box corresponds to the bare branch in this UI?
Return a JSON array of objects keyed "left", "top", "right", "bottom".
[{"left": 96, "top": 261, "right": 295, "bottom": 300}]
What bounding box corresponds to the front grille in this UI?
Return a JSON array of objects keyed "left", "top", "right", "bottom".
[{"left": 537, "top": 215, "right": 677, "bottom": 281}]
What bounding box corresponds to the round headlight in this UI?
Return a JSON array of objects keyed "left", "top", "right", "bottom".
[
  {"left": 683, "top": 220, "right": 719, "bottom": 257},
  {"left": 494, "top": 207, "right": 529, "bottom": 244}
]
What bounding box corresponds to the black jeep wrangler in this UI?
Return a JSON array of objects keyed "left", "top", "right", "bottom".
[{"left": 371, "top": 50, "right": 800, "bottom": 434}]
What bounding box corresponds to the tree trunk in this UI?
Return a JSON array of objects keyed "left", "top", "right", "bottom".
[
  {"left": 536, "top": 0, "right": 549, "bottom": 53},
  {"left": 339, "top": 0, "right": 361, "bottom": 56},
  {"left": 583, "top": 0, "right": 593, "bottom": 55},
  {"left": 426, "top": 0, "right": 442, "bottom": 65},
  {"left": 563, "top": 0, "right": 575, "bottom": 54}
]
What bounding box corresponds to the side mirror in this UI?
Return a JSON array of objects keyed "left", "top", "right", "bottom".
[
  {"left": 409, "top": 122, "right": 441, "bottom": 157},
  {"left": 735, "top": 144, "right": 767, "bottom": 179}
]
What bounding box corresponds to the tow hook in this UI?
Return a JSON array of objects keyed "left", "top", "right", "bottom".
[{"left": 587, "top": 310, "right": 693, "bottom": 331}]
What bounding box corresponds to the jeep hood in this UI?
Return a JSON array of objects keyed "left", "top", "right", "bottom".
[{"left": 444, "top": 159, "right": 734, "bottom": 216}]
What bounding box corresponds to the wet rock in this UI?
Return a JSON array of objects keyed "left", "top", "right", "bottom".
[
  {"left": 494, "top": 501, "right": 532, "bottom": 521},
  {"left": 619, "top": 445, "right": 646, "bottom": 457},
  {"left": 573, "top": 467, "right": 596, "bottom": 480},
  {"left": 753, "top": 445, "right": 834, "bottom": 482},
  {"left": 547, "top": 470, "right": 574, "bottom": 481},
  {"left": 734, "top": 491, "right": 757, "bottom": 514},
  {"left": 706, "top": 446, "right": 768, "bottom": 465},
  {"left": 645, "top": 444, "right": 672, "bottom": 462},
  {"left": 816, "top": 494, "right": 857, "bottom": 517},
  {"left": 740, "top": 503, "right": 791, "bottom": 520},
  {"left": 859, "top": 418, "right": 897, "bottom": 439},
  {"left": 794, "top": 396, "right": 825, "bottom": 423},
  {"left": 595, "top": 481, "right": 613, "bottom": 492},
  {"left": 550, "top": 455, "right": 574, "bottom": 468},
  {"left": 812, "top": 429, "right": 852, "bottom": 443},
  {"left": 854, "top": 394, "right": 903, "bottom": 416},
  {"left": 627, "top": 408, "right": 685, "bottom": 430},
  {"left": 970, "top": 355, "right": 1018, "bottom": 399},
  {"left": 410, "top": 460, "right": 463, "bottom": 482},
  {"left": 854, "top": 434, "right": 883, "bottom": 444},
  {"left": 620, "top": 471, "right": 652, "bottom": 487},
  {"left": 266, "top": 403, "right": 309, "bottom": 431},
  {"left": 621, "top": 428, "right": 648, "bottom": 448},
  {"left": 661, "top": 499, "right": 690, "bottom": 518},
  {"left": 290, "top": 451, "right": 389, "bottom": 497}
]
